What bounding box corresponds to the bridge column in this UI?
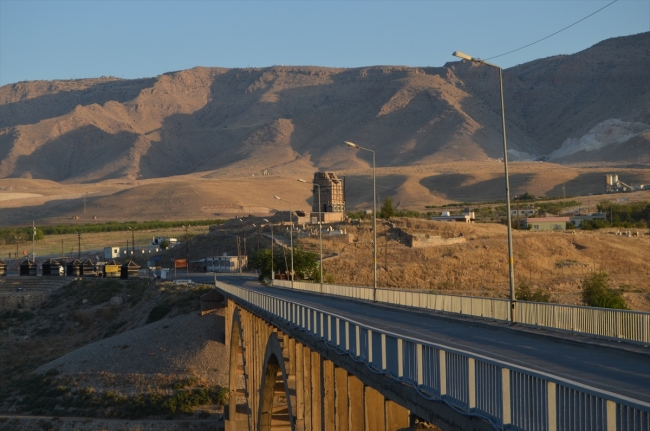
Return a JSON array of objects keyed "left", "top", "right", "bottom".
[
  {"left": 311, "top": 351, "right": 323, "bottom": 431},
  {"left": 303, "top": 345, "right": 313, "bottom": 430},
  {"left": 334, "top": 367, "right": 349, "bottom": 431},
  {"left": 385, "top": 400, "right": 409, "bottom": 431},
  {"left": 295, "top": 342, "right": 305, "bottom": 431},
  {"left": 323, "top": 359, "right": 335, "bottom": 431},
  {"left": 364, "top": 386, "right": 385, "bottom": 431},
  {"left": 348, "top": 374, "right": 364, "bottom": 430}
]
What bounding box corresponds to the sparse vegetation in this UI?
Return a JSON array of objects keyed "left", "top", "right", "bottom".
[
  {"left": 581, "top": 272, "right": 628, "bottom": 309},
  {"left": 515, "top": 280, "right": 552, "bottom": 303}
]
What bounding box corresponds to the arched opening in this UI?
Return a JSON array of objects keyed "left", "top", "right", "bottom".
[
  {"left": 258, "top": 333, "right": 295, "bottom": 431},
  {"left": 228, "top": 308, "right": 251, "bottom": 429}
]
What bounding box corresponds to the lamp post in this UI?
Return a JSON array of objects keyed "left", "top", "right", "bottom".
[
  {"left": 14, "top": 236, "right": 20, "bottom": 262},
  {"left": 75, "top": 230, "right": 82, "bottom": 260},
  {"left": 128, "top": 226, "right": 137, "bottom": 258},
  {"left": 452, "top": 50, "right": 516, "bottom": 324},
  {"left": 238, "top": 218, "right": 247, "bottom": 262},
  {"left": 182, "top": 224, "right": 190, "bottom": 273},
  {"left": 344, "top": 141, "right": 378, "bottom": 302},
  {"left": 298, "top": 178, "right": 324, "bottom": 293},
  {"left": 274, "top": 195, "right": 294, "bottom": 288},
  {"left": 263, "top": 218, "right": 274, "bottom": 280}
]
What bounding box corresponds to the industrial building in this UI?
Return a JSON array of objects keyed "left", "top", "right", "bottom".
[
  {"left": 311, "top": 172, "right": 346, "bottom": 223},
  {"left": 605, "top": 174, "right": 648, "bottom": 193}
]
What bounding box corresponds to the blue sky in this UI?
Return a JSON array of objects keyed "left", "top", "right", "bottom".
[{"left": 1, "top": 0, "right": 648, "bottom": 86}]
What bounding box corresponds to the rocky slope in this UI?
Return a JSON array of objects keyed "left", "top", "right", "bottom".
[{"left": 1, "top": 33, "right": 648, "bottom": 183}]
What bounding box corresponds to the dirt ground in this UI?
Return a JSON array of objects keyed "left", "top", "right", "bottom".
[{"left": 1, "top": 164, "right": 649, "bottom": 227}]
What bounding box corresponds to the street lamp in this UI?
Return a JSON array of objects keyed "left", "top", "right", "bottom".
[
  {"left": 298, "top": 178, "right": 324, "bottom": 293},
  {"left": 182, "top": 225, "right": 190, "bottom": 273},
  {"left": 263, "top": 218, "right": 274, "bottom": 280},
  {"left": 344, "top": 141, "right": 378, "bottom": 302},
  {"left": 237, "top": 218, "right": 247, "bottom": 260},
  {"left": 274, "top": 195, "right": 294, "bottom": 288},
  {"left": 128, "top": 226, "right": 137, "bottom": 258},
  {"left": 452, "top": 50, "right": 516, "bottom": 323}
]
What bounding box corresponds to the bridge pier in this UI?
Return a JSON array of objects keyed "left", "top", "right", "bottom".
[{"left": 225, "top": 297, "right": 495, "bottom": 431}]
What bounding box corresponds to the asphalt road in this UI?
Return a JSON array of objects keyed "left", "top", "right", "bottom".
[{"left": 191, "top": 273, "right": 650, "bottom": 404}]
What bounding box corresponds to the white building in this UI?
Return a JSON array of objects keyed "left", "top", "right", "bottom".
[{"left": 194, "top": 255, "right": 248, "bottom": 273}]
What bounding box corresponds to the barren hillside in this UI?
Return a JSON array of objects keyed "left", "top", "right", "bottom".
[{"left": 1, "top": 33, "right": 648, "bottom": 185}]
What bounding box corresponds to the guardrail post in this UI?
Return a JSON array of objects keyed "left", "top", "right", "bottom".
[
  {"left": 416, "top": 343, "right": 423, "bottom": 386},
  {"left": 336, "top": 318, "right": 340, "bottom": 346},
  {"left": 501, "top": 367, "right": 511, "bottom": 427},
  {"left": 381, "top": 333, "right": 386, "bottom": 371},
  {"left": 606, "top": 400, "right": 617, "bottom": 431},
  {"left": 547, "top": 381, "right": 556, "bottom": 431},
  {"left": 368, "top": 329, "right": 373, "bottom": 364},
  {"left": 355, "top": 325, "right": 361, "bottom": 357},
  {"left": 439, "top": 349, "right": 446, "bottom": 397},
  {"left": 327, "top": 315, "right": 332, "bottom": 342},
  {"left": 345, "top": 322, "right": 350, "bottom": 351},
  {"left": 615, "top": 312, "right": 620, "bottom": 340},
  {"left": 468, "top": 357, "right": 476, "bottom": 411},
  {"left": 398, "top": 339, "right": 403, "bottom": 378}
]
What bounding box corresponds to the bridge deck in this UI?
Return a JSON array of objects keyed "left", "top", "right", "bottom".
[{"left": 212, "top": 274, "right": 650, "bottom": 405}]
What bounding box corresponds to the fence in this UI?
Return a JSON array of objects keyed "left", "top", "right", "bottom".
[
  {"left": 273, "top": 280, "right": 650, "bottom": 344},
  {"left": 218, "top": 280, "right": 650, "bottom": 431}
]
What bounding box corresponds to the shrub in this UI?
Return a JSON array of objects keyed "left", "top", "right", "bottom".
[
  {"left": 146, "top": 303, "right": 171, "bottom": 324},
  {"left": 581, "top": 272, "right": 628, "bottom": 309},
  {"left": 515, "top": 280, "right": 552, "bottom": 302}
]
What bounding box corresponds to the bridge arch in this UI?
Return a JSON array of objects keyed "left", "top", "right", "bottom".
[
  {"left": 258, "top": 332, "right": 295, "bottom": 431},
  {"left": 228, "top": 307, "right": 251, "bottom": 430}
]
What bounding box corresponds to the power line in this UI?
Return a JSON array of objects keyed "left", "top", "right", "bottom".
[{"left": 484, "top": 0, "right": 619, "bottom": 61}]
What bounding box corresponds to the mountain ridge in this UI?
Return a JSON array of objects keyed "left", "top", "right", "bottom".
[{"left": 0, "top": 33, "right": 649, "bottom": 183}]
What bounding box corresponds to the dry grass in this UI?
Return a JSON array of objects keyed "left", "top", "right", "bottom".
[{"left": 295, "top": 218, "right": 650, "bottom": 311}]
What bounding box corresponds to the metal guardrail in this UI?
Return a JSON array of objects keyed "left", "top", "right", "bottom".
[
  {"left": 273, "top": 280, "right": 650, "bottom": 344},
  {"left": 218, "top": 280, "right": 650, "bottom": 431}
]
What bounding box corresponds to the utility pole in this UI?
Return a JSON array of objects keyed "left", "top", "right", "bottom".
[
  {"left": 129, "top": 227, "right": 137, "bottom": 258},
  {"left": 183, "top": 225, "right": 190, "bottom": 272},
  {"left": 14, "top": 236, "right": 20, "bottom": 261},
  {"left": 237, "top": 236, "right": 242, "bottom": 274},
  {"left": 76, "top": 231, "right": 82, "bottom": 259},
  {"left": 32, "top": 222, "right": 36, "bottom": 262}
]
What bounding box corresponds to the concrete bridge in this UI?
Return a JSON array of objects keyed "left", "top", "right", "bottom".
[{"left": 212, "top": 275, "right": 650, "bottom": 431}]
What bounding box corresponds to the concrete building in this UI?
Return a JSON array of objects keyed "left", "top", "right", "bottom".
[
  {"left": 526, "top": 217, "right": 570, "bottom": 231},
  {"left": 430, "top": 210, "right": 475, "bottom": 223},
  {"left": 194, "top": 255, "right": 248, "bottom": 273},
  {"left": 311, "top": 172, "right": 346, "bottom": 223},
  {"left": 511, "top": 206, "right": 536, "bottom": 217},
  {"left": 570, "top": 213, "right": 607, "bottom": 228}
]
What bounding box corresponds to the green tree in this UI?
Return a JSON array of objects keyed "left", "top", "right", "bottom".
[
  {"left": 581, "top": 272, "right": 628, "bottom": 309},
  {"left": 251, "top": 247, "right": 319, "bottom": 281},
  {"left": 515, "top": 280, "right": 552, "bottom": 302},
  {"left": 160, "top": 239, "right": 170, "bottom": 250},
  {"left": 380, "top": 197, "right": 395, "bottom": 219}
]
